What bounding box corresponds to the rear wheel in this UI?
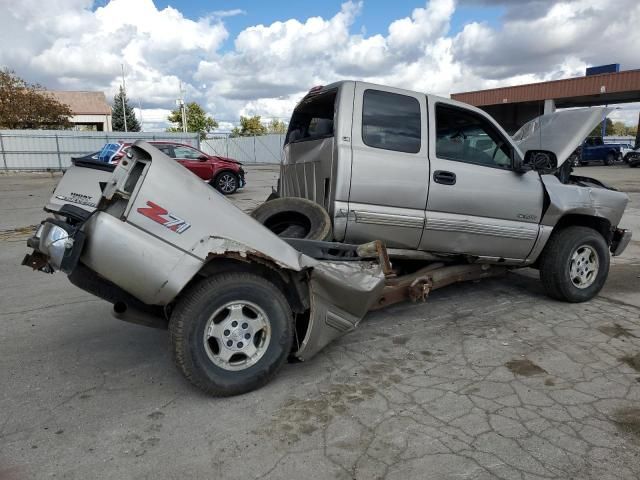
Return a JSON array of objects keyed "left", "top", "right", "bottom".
[
  {"left": 539, "top": 226, "right": 609, "bottom": 302},
  {"left": 169, "top": 272, "right": 293, "bottom": 396},
  {"left": 212, "top": 171, "right": 239, "bottom": 195}
]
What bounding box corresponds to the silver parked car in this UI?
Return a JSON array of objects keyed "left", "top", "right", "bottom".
[{"left": 23, "top": 81, "right": 631, "bottom": 396}]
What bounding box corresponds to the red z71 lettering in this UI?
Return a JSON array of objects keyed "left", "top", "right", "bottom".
[{"left": 137, "top": 201, "right": 191, "bottom": 234}]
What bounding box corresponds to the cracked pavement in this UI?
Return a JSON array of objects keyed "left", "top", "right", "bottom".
[{"left": 1, "top": 165, "right": 640, "bottom": 479}]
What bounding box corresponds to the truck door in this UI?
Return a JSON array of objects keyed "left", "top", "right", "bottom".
[
  {"left": 420, "top": 102, "right": 543, "bottom": 260},
  {"left": 345, "top": 84, "right": 429, "bottom": 249}
]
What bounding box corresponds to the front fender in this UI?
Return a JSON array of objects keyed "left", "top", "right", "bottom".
[{"left": 540, "top": 174, "right": 629, "bottom": 228}]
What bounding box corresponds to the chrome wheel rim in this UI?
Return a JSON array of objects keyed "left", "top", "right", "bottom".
[
  {"left": 569, "top": 244, "right": 599, "bottom": 289},
  {"left": 204, "top": 301, "right": 271, "bottom": 371},
  {"left": 218, "top": 174, "right": 237, "bottom": 193}
]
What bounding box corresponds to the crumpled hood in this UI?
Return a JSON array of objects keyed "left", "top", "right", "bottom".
[{"left": 512, "top": 106, "right": 612, "bottom": 168}]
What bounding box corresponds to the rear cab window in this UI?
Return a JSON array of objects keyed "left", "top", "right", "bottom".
[
  {"left": 285, "top": 90, "right": 337, "bottom": 145},
  {"left": 362, "top": 89, "right": 421, "bottom": 154}
]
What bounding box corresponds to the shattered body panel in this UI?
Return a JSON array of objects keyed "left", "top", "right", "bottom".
[
  {"left": 70, "top": 142, "right": 387, "bottom": 357},
  {"left": 540, "top": 175, "right": 629, "bottom": 228}
]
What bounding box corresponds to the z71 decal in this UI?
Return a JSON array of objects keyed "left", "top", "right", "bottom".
[{"left": 137, "top": 201, "right": 191, "bottom": 234}]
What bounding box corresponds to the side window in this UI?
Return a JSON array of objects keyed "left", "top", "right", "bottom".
[
  {"left": 173, "top": 146, "right": 202, "bottom": 160},
  {"left": 156, "top": 145, "right": 175, "bottom": 158},
  {"left": 435, "top": 104, "right": 512, "bottom": 168},
  {"left": 362, "top": 90, "right": 421, "bottom": 154}
]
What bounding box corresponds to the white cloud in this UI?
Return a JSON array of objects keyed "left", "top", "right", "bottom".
[
  {"left": 1, "top": 0, "right": 640, "bottom": 131},
  {"left": 211, "top": 9, "right": 246, "bottom": 18}
]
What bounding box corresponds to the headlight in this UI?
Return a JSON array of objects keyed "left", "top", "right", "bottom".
[{"left": 38, "top": 223, "right": 74, "bottom": 270}]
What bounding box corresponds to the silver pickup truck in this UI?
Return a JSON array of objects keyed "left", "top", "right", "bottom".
[{"left": 23, "top": 81, "right": 631, "bottom": 396}]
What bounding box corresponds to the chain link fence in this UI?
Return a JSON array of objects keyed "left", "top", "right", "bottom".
[
  {"left": 201, "top": 134, "right": 285, "bottom": 164},
  {"left": 0, "top": 130, "right": 200, "bottom": 171}
]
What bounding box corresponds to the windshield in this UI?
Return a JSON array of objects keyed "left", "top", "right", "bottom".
[
  {"left": 98, "top": 143, "right": 122, "bottom": 163},
  {"left": 285, "top": 90, "right": 337, "bottom": 145}
]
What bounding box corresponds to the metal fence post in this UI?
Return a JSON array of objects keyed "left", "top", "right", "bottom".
[
  {"left": 0, "top": 132, "right": 8, "bottom": 171},
  {"left": 54, "top": 134, "right": 63, "bottom": 170},
  {"left": 253, "top": 135, "right": 256, "bottom": 163}
]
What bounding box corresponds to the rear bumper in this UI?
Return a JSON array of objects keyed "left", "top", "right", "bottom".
[{"left": 611, "top": 228, "right": 632, "bottom": 256}]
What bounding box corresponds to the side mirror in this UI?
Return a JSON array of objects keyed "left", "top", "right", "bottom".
[
  {"left": 519, "top": 150, "right": 557, "bottom": 174},
  {"left": 198, "top": 154, "right": 208, "bottom": 161}
]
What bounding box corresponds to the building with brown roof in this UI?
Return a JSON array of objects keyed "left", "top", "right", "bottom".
[{"left": 48, "top": 91, "right": 112, "bottom": 131}]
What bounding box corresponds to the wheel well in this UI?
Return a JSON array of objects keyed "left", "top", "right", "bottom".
[
  {"left": 181, "top": 256, "right": 309, "bottom": 315},
  {"left": 553, "top": 214, "right": 612, "bottom": 243}
]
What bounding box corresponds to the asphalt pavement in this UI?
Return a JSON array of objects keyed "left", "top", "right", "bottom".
[{"left": 1, "top": 164, "right": 639, "bottom": 479}]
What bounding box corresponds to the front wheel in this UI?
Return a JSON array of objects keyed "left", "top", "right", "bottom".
[
  {"left": 604, "top": 153, "right": 615, "bottom": 166},
  {"left": 539, "top": 226, "right": 609, "bottom": 302},
  {"left": 169, "top": 272, "right": 293, "bottom": 396},
  {"left": 212, "top": 171, "right": 239, "bottom": 195}
]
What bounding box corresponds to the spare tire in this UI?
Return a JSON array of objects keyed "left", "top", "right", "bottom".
[{"left": 251, "top": 197, "right": 332, "bottom": 241}]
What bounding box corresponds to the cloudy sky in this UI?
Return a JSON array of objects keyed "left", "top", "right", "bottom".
[{"left": 1, "top": 0, "right": 639, "bottom": 131}]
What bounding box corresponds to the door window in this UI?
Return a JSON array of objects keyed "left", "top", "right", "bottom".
[
  {"left": 155, "top": 145, "right": 175, "bottom": 157},
  {"left": 435, "top": 104, "right": 512, "bottom": 168},
  {"left": 173, "top": 146, "right": 202, "bottom": 159},
  {"left": 362, "top": 89, "right": 421, "bottom": 153}
]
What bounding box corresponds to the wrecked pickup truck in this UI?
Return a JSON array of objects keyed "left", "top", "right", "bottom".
[{"left": 23, "top": 81, "right": 631, "bottom": 397}]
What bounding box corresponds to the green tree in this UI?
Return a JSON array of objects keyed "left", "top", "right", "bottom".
[
  {"left": 167, "top": 102, "right": 218, "bottom": 140},
  {"left": 611, "top": 121, "right": 628, "bottom": 136},
  {"left": 231, "top": 115, "right": 268, "bottom": 137},
  {"left": 588, "top": 117, "right": 613, "bottom": 137},
  {"left": 112, "top": 86, "right": 141, "bottom": 132},
  {"left": 267, "top": 118, "right": 287, "bottom": 134},
  {"left": 0, "top": 68, "right": 72, "bottom": 129}
]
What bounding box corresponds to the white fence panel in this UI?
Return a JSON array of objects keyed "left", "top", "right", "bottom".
[
  {"left": 0, "top": 130, "right": 200, "bottom": 170},
  {"left": 201, "top": 134, "right": 285, "bottom": 164}
]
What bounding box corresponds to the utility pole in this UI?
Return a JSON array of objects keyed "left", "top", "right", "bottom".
[
  {"left": 178, "top": 81, "right": 187, "bottom": 133},
  {"left": 121, "top": 64, "right": 128, "bottom": 133},
  {"left": 137, "top": 99, "right": 144, "bottom": 131}
]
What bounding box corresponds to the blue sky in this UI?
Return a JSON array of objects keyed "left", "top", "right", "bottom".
[{"left": 154, "top": 0, "right": 505, "bottom": 50}]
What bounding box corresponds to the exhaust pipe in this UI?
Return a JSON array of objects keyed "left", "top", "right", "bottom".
[{"left": 112, "top": 301, "right": 169, "bottom": 330}]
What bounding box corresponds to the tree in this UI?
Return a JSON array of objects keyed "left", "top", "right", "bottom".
[
  {"left": 588, "top": 117, "right": 613, "bottom": 137},
  {"left": 0, "top": 68, "right": 72, "bottom": 129},
  {"left": 167, "top": 102, "right": 217, "bottom": 140},
  {"left": 267, "top": 118, "right": 287, "bottom": 134},
  {"left": 611, "top": 121, "right": 628, "bottom": 136},
  {"left": 231, "top": 115, "right": 268, "bottom": 137},
  {"left": 112, "top": 86, "right": 141, "bottom": 132}
]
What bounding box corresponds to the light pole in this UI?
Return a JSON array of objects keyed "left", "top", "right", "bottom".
[
  {"left": 121, "top": 64, "right": 128, "bottom": 133},
  {"left": 178, "top": 81, "right": 187, "bottom": 133}
]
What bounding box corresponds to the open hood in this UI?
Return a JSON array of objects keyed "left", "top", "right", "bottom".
[{"left": 512, "top": 107, "right": 612, "bottom": 168}]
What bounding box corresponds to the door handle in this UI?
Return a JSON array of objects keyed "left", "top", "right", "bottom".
[{"left": 433, "top": 170, "right": 456, "bottom": 185}]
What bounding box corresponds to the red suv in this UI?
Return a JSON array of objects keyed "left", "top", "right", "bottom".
[{"left": 113, "top": 141, "right": 245, "bottom": 194}]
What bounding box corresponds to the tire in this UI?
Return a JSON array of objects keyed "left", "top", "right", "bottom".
[
  {"left": 604, "top": 153, "right": 615, "bottom": 166},
  {"left": 169, "top": 272, "right": 293, "bottom": 396},
  {"left": 251, "top": 197, "right": 332, "bottom": 240},
  {"left": 539, "top": 226, "right": 609, "bottom": 303},
  {"left": 212, "top": 171, "right": 239, "bottom": 195}
]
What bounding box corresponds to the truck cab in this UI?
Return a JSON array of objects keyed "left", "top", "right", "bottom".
[{"left": 280, "top": 80, "right": 628, "bottom": 266}]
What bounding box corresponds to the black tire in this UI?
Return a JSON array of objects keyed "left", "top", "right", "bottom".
[
  {"left": 539, "top": 226, "right": 609, "bottom": 303},
  {"left": 251, "top": 197, "right": 332, "bottom": 240},
  {"left": 212, "top": 171, "right": 239, "bottom": 195},
  {"left": 169, "top": 272, "right": 293, "bottom": 396},
  {"left": 604, "top": 153, "right": 615, "bottom": 166}
]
